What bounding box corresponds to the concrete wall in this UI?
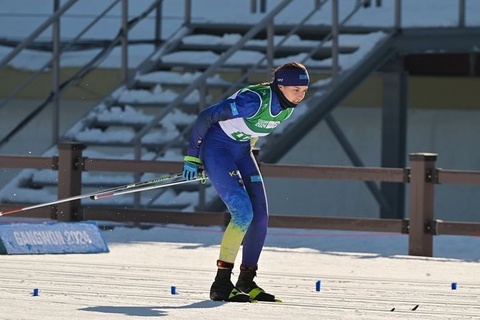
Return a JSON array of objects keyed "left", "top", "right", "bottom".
[
  {"left": 265, "top": 106, "right": 480, "bottom": 222},
  {"left": 0, "top": 99, "right": 95, "bottom": 183}
]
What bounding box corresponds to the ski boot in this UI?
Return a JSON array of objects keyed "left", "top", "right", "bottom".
[
  {"left": 236, "top": 264, "right": 276, "bottom": 302},
  {"left": 210, "top": 260, "right": 250, "bottom": 302}
]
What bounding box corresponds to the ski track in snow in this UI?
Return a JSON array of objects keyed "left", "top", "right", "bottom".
[{"left": 1, "top": 240, "right": 479, "bottom": 320}]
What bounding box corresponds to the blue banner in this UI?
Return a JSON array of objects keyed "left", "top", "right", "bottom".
[{"left": 0, "top": 222, "right": 109, "bottom": 254}]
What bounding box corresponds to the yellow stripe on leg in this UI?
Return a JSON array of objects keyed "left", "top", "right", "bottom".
[{"left": 219, "top": 222, "right": 247, "bottom": 263}]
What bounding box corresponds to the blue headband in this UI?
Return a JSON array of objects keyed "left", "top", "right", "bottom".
[{"left": 275, "top": 68, "right": 310, "bottom": 86}]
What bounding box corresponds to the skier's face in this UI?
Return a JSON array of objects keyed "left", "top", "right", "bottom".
[{"left": 278, "top": 85, "right": 308, "bottom": 104}]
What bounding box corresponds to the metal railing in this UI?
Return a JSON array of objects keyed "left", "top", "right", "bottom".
[
  {"left": 150, "top": 0, "right": 331, "bottom": 162},
  {"left": 1, "top": 0, "right": 472, "bottom": 150},
  {"left": 131, "top": 0, "right": 296, "bottom": 161},
  {"left": 0, "top": 0, "right": 164, "bottom": 147}
]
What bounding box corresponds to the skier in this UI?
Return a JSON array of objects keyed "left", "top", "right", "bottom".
[{"left": 182, "top": 62, "right": 310, "bottom": 302}]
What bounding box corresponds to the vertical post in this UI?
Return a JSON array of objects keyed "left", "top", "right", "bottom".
[
  {"left": 381, "top": 68, "right": 407, "bottom": 219},
  {"left": 154, "top": 1, "right": 162, "bottom": 48},
  {"left": 121, "top": 0, "right": 129, "bottom": 83},
  {"left": 57, "top": 142, "right": 85, "bottom": 222},
  {"left": 394, "top": 0, "right": 402, "bottom": 31},
  {"left": 458, "top": 0, "right": 465, "bottom": 27},
  {"left": 197, "top": 82, "right": 207, "bottom": 206},
  {"left": 331, "top": 0, "right": 339, "bottom": 84},
  {"left": 184, "top": 0, "right": 191, "bottom": 26},
  {"left": 52, "top": 0, "right": 61, "bottom": 145},
  {"left": 197, "top": 182, "right": 206, "bottom": 211},
  {"left": 266, "top": 19, "right": 274, "bottom": 75},
  {"left": 408, "top": 153, "right": 437, "bottom": 257},
  {"left": 260, "top": 0, "right": 267, "bottom": 12}
]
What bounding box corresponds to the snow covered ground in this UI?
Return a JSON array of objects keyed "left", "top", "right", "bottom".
[{"left": 1, "top": 224, "right": 479, "bottom": 320}]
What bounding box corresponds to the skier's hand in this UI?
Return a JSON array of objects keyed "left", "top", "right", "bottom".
[{"left": 182, "top": 156, "right": 204, "bottom": 180}]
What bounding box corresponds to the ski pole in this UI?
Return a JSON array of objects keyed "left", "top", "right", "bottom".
[
  {"left": 92, "top": 176, "right": 208, "bottom": 199},
  {"left": 91, "top": 173, "right": 183, "bottom": 198},
  {"left": 0, "top": 172, "right": 183, "bottom": 217}
]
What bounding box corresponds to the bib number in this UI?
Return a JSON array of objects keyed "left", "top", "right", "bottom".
[{"left": 231, "top": 131, "right": 252, "bottom": 141}]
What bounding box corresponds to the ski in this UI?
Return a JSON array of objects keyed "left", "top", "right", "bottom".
[{"left": 251, "top": 299, "right": 283, "bottom": 303}]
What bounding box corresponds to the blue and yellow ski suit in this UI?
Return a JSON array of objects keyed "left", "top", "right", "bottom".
[{"left": 186, "top": 83, "right": 295, "bottom": 266}]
